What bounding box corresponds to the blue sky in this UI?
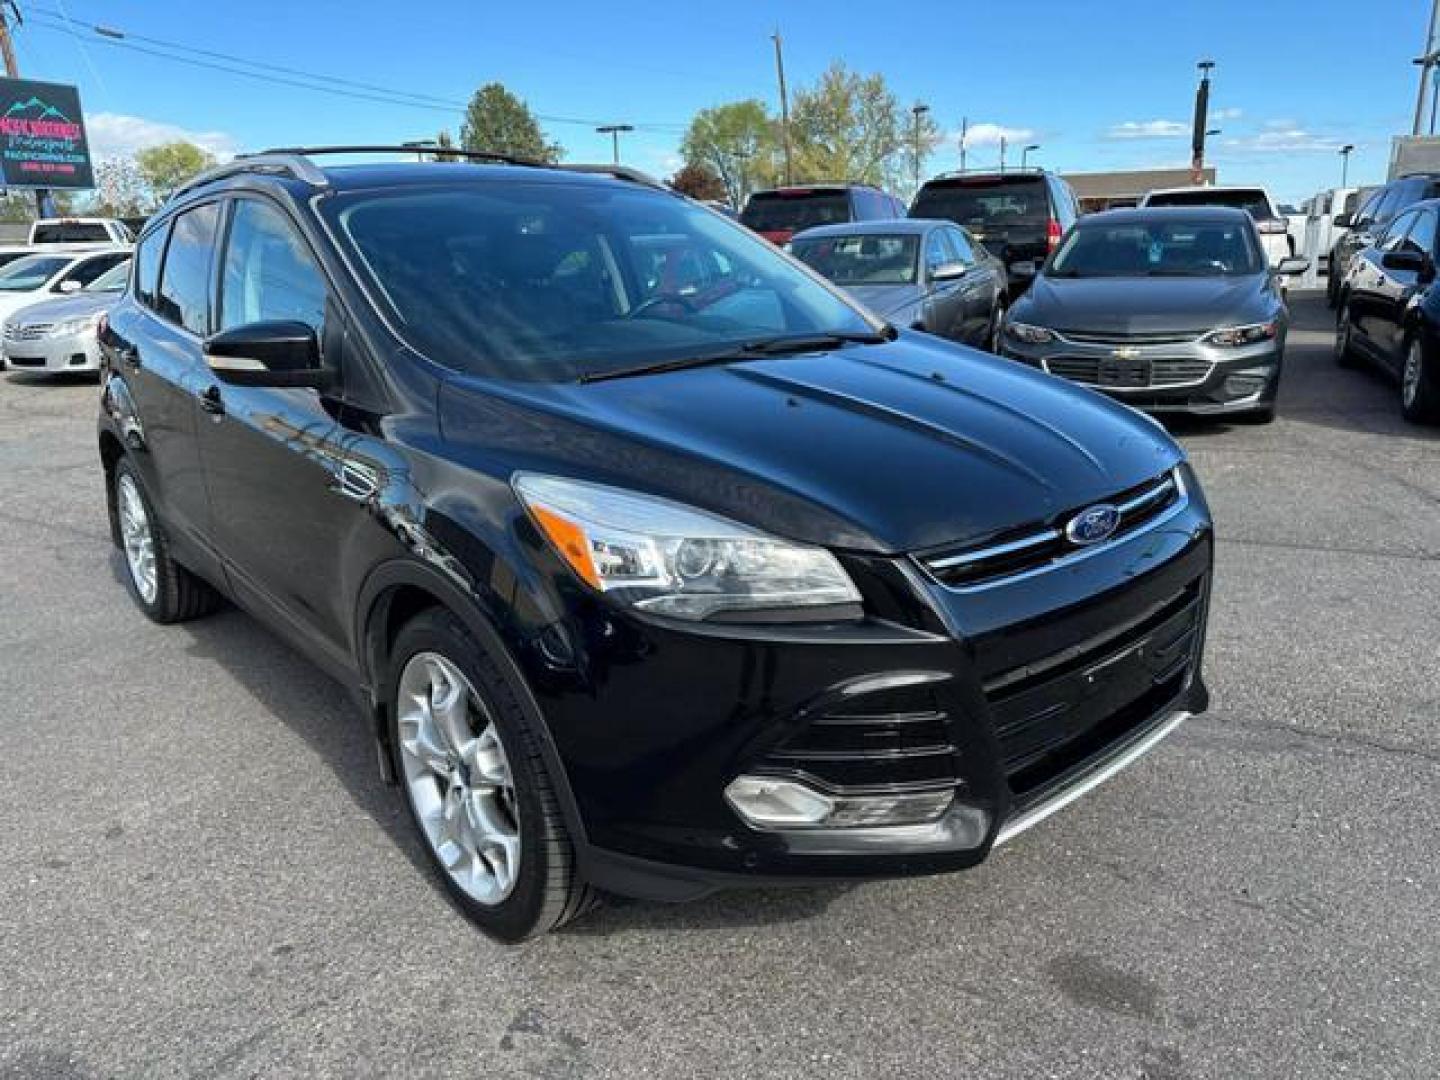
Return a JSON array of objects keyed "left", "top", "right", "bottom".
[{"left": 9, "top": 0, "right": 1430, "bottom": 204}]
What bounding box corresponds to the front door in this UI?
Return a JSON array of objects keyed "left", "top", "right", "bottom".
[{"left": 193, "top": 195, "right": 354, "bottom": 662}]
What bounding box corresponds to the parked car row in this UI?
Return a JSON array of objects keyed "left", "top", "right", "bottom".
[{"left": 0, "top": 245, "right": 132, "bottom": 373}]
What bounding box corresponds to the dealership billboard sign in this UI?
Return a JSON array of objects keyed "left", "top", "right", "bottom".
[{"left": 0, "top": 77, "right": 94, "bottom": 190}]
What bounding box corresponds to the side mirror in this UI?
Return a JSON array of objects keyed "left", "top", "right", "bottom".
[
  {"left": 930, "top": 261, "right": 968, "bottom": 282},
  {"left": 1274, "top": 256, "right": 1310, "bottom": 276},
  {"left": 1332, "top": 213, "right": 1353, "bottom": 228},
  {"left": 1381, "top": 249, "right": 1429, "bottom": 276},
  {"left": 203, "top": 320, "right": 329, "bottom": 389},
  {"left": 57, "top": 279, "right": 82, "bottom": 294}
]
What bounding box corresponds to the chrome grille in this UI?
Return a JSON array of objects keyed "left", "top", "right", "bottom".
[
  {"left": 1044, "top": 356, "right": 1214, "bottom": 389},
  {"left": 4, "top": 322, "right": 52, "bottom": 342},
  {"left": 919, "top": 470, "right": 1186, "bottom": 590},
  {"left": 1058, "top": 329, "right": 1199, "bottom": 346}
]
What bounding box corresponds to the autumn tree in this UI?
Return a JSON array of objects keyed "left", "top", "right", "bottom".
[
  {"left": 680, "top": 99, "right": 779, "bottom": 208},
  {"left": 668, "top": 162, "right": 726, "bottom": 201},
  {"left": 135, "top": 141, "right": 215, "bottom": 202},
  {"left": 790, "top": 63, "right": 904, "bottom": 187},
  {"left": 460, "top": 83, "right": 563, "bottom": 163}
]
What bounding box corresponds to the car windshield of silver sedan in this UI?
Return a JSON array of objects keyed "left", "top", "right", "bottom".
[
  {"left": 789, "top": 234, "right": 920, "bottom": 286},
  {"left": 1049, "top": 220, "right": 1263, "bottom": 279},
  {"left": 327, "top": 181, "right": 877, "bottom": 383},
  {"left": 0, "top": 255, "right": 68, "bottom": 291}
]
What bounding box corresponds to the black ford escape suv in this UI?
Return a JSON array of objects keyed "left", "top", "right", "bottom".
[{"left": 97, "top": 147, "right": 1213, "bottom": 941}]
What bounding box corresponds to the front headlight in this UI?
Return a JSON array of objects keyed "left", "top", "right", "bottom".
[
  {"left": 49, "top": 312, "right": 103, "bottom": 338},
  {"left": 513, "top": 474, "right": 861, "bottom": 622},
  {"left": 1202, "top": 320, "right": 1278, "bottom": 348},
  {"left": 1004, "top": 320, "right": 1056, "bottom": 344}
]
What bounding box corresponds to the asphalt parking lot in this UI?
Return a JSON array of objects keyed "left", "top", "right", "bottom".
[{"left": 1, "top": 293, "right": 1436, "bottom": 1079}]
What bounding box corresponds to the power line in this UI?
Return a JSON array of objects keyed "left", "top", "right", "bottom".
[{"left": 25, "top": 10, "right": 688, "bottom": 133}]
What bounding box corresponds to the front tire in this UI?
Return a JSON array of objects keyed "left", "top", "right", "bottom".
[
  {"left": 1401, "top": 335, "right": 1440, "bottom": 425},
  {"left": 387, "top": 608, "right": 596, "bottom": 941},
  {"left": 110, "top": 459, "right": 221, "bottom": 623},
  {"left": 1335, "top": 302, "right": 1360, "bottom": 369}
]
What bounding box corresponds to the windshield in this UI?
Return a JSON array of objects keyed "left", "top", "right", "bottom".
[
  {"left": 740, "top": 191, "right": 851, "bottom": 234},
  {"left": 85, "top": 259, "right": 131, "bottom": 292},
  {"left": 911, "top": 177, "right": 1048, "bottom": 237},
  {"left": 1049, "top": 218, "right": 1263, "bottom": 278},
  {"left": 789, "top": 233, "right": 919, "bottom": 286},
  {"left": 327, "top": 181, "right": 874, "bottom": 382},
  {"left": 0, "top": 255, "right": 68, "bottom": 291},
  {"left": 1144, "top": 188, "right": 1276, "bottom": 220}
]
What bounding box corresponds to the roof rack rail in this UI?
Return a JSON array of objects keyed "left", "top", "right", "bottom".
[
  {"left": 169, "top": 147, "right": 670, "bottom": 204},
  {"left": 555, "top": 163, "right": 665, "bottom": 188}
]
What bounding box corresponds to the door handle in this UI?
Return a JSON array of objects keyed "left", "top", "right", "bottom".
[{"left": 198, "top": 385, "right": 225, "bottom": 417}]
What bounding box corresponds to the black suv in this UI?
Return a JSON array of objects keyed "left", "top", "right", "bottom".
[
  {"left": 98, "top": 147, "right": 1213, "bottom": 941},
  {"left": 1327, "top": 173, "right": 1440, "bottom": 308},
  {"left": 740, "top": 183, "right": 907, "bottom": 245},
  {"left": 910, "top": 169, "right": 1081, "bottom": 295}
]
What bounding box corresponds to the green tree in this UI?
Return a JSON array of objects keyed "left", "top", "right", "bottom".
[
  {"left": 460, "top": 83, "right": 563, "bottom": 163},
  {"left": 135, "top": 141, "right": 216, "bottom": 202},
  {"left": 680, "top": 99, "right": 779, "bottom": 208},
  {"left": 790, "top": 63, "right": 904, "bottom": 187},
  {"left": 668, "top": 161, "right": 726, "bottom": 202}
]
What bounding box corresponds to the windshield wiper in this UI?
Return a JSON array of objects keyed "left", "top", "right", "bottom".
[{"left": 578, "top": 328, "right": 893, "bottom": 384}]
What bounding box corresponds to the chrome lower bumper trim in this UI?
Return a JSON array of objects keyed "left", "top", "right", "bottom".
[{"left": 994, "top": 709, "right": 1190, "bottom": 847}]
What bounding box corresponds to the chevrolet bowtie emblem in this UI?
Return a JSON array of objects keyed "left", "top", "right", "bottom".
[{"left": 1112, "top": 346, "right": 1141, "bottom": 360}]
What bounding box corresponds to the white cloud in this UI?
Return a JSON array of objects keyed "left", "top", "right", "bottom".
[
  {"left": 1212, "top": 107, "right": 1244, "bottom": 121},
  {"left": 86, "top": 112, "right": 239, "bottom": 161},
  {"left": 1105, "top": 119, "right": 1188, "bottom": 140},
  {"left": 1222, "top": 125, "right": 1346, "bottom": 152},
  {"left": 957, "top": 122, "right": 1036, "bottom": 149}
]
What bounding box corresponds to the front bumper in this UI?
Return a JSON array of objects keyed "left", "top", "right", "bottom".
[
  {"left": 2, "top": 329, "right": 102, "bottom": 372},
  {"left": 1000, "top": 332, "right": 1283, "bottom": 415},
  {"left": 526, "top": 481, "right": 1214, "bottom": 900}
]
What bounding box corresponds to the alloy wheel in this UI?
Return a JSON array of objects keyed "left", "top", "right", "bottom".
[
  {"left": 116, "top": 473, "right": 158, "bottom": 604},
  {"left": 397, "top": 651, "right": 521, "bottom": 906},
  {"left": 1403, "top": 341, "right": 1422, "bottom": 409}
]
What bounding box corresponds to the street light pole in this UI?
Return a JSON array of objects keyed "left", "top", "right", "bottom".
[
  {"left": 911, "top": 103, "right": 929, "bottom": 195},
  {"left": 1415, "top": 0, "right": 1440, "bottom": 134},
  {"left": 1021, "top": 143, "right": 1039, "bottom": 169},
  {"left": 1339, "top": 144, "right": 1355, "bottom": 188},
  {"left": 1191, "top": 59, "right": 1215, "bottom": 186},
  {"left": 596, "top": 124, "right": 634, "bottom": 165}
]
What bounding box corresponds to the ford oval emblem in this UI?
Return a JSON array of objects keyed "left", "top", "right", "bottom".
[{"left": 1065, "top": 504, "right": 1121, "bottom": 546}]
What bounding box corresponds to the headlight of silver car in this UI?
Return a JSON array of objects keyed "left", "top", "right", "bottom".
[
  {"left": 1004, "top": 320, "right": 1057, "bottom": 344},
  {"left": 1201, "top": 320, "right": 1278, "bottom": 348},
  {"left": 513, "top": 474, "right": 861, "bottom": 621},
  {"left": 48, "top": 311, "right": 103, "bottom": 338}
]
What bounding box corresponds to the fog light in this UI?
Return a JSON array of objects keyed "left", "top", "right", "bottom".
[
  {"left": 725, "top": 775, "right": 955, "bottom": 830},
  {"left": 1222, "top": 374, "right": 1268, "bottom": 398}
]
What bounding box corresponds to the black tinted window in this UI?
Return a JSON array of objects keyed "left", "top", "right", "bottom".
[
  {"left": 1381, "top": 209, "right": 1418, "bottom": 252},
  {"left": 911, "top": 177, "right": 1049, "bottom": 235},
  {"left": 219, "top": 199, "right": 327, "bottom": 334},
  {"left": 60, "top": 253, "right": 129, "bottom": 289},
  {"left": 1144, "top": 188, "right": 1276, "bottom": 220},
  {"left": 135, "top": 226, "right": 166, "bottom": 309},
  {"left": 1403, "top": 210, "right": 1437, "bottom": 257},
  {"left": 157, "top": 203, "right": 220, "bottom": 334},
  {"left": 31, "top": 222, "right": 110, "bottom": 243},
  {"left": 741, "top": 191, "right": 852, "bottom": 234}
]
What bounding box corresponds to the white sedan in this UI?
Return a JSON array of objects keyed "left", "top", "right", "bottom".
[{"left": 0, "top": 248, "right": 131, "bottom": 370}]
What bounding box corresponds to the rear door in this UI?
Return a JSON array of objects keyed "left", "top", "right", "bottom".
[
  {"left": 104, "top": 204, "right": 224, "bottom": 581},
  {"left": 193, "top": 194, "right": 352, "bottom": 661}
]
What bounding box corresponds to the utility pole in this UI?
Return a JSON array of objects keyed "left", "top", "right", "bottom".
[
  {"left": 999, "top": 135, "right": 1006, "bottom": 173},
  {"left": 595, "top": 124, "right": 633, "bottom": 165},
  {"left": 958, "top": 116, "right": 968, "bottom": 171},
  {"left": 771, "top": 29, "right": 792, "bottom": 185},
  {"left": 910, "top": 103, "right": 929, "bottom": 196},
  {"left": 1415, "top": 0, "right": 1440, "bottom": 135},
  {"left": 0, "top": 1, "right": 50, "bottom": 217},
  {"left": 1191, "top": 59, "right": 1215, "bottom": 185}
]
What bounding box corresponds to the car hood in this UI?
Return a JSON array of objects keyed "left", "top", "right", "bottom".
[
  {"left": 842, "top": 283, "right": 925, "bottom": 319},
  {"left": 1018, "top": 273, "right": 1271, "bottom": 335},
  {"left": 4, "top": 291, "right": 117, "bottom": 325},
  {"left": 438, "top": 334, "right": 1181, "bottom": 555}
]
